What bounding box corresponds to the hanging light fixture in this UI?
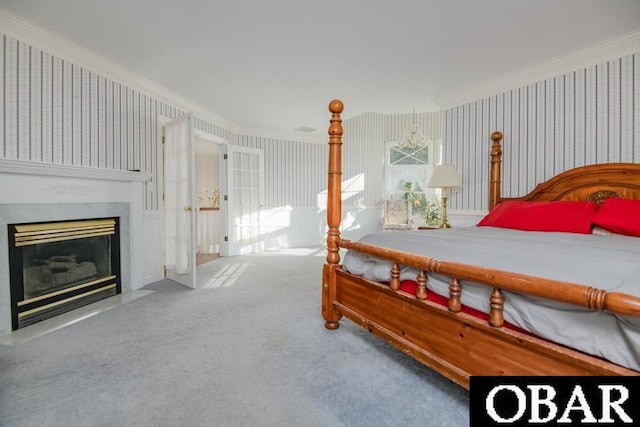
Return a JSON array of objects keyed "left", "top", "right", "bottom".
[{"left": 401, "top": 109, "right": 427, "bottom": 148}]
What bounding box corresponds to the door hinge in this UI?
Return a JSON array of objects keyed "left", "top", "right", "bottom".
[
  {"left": 223, "top": 154, "right": 228, "bottom": 160},
  {"left": 224, "top": 236, "right": 228, "bottom": 242},
  {"left": 224, "top": 195, "right": 228, "bottom": 201},
  {"left": 162, "top": 136, "right": 165, "bottom": 144}
]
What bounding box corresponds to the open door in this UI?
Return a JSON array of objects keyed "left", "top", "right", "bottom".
[
  {"left": 223, "top": 145, "right": 264, "bottom": 256},
  {"left": 163, "top": 115, "right": 197, "bottom": 288}
]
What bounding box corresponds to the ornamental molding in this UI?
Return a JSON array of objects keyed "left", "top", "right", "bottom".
[
  {"left": 0, "top": 8, "right": 325, "bottom": 144},
  {"left": 41, "top": 183, "right": 100, "bottom": 196},
  {"left": 439, "top": 30, "right": 640, "bottom": 109},
  {"left": 0, "top": 8, "right": 236, "bottom": 132}
]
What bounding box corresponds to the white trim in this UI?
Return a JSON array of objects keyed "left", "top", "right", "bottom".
[
  {"left": 237, "top": 126, "right": 326, "bottom": 144},
  {"left": 194, "top": 129, "right": 228, "bottom": 145},
  {"left": 142, "top": 210, "right": 163, "bottom": 285},
  {"left": 0, "top": 159, "right": 152, "bottom": 182},
  {"left": 439, "top": 29, "right": 640, "bottom": 109}
]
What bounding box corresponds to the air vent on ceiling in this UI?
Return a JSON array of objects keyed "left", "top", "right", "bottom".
[{"left": 294, "top": 126, "right": 317, "bottom": 133}]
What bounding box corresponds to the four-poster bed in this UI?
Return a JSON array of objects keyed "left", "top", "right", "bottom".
[{"left": 321, "top": 99, "right": 640, "bottom": 389}]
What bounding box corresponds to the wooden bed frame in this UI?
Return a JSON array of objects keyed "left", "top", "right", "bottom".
[{"left": 321, "top": 99, "right": 640, "bottom": 389}]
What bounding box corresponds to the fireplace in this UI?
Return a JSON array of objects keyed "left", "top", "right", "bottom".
[
  {"left": 0, "top": 159, "right": 150, "bottom": 335},
  {"left": 8, "top": 218, "right": 121, "bottom": 329}
]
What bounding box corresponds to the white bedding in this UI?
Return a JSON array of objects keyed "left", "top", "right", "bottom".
[{"left": 342, "top": 226, "right": 640, "bottom": 371}]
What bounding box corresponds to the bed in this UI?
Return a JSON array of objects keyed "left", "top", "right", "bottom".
[{"left": 321, "top": 99, "right": 640, "bottom": 389}]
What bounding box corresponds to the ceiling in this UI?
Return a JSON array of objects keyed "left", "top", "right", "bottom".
[{"left": 2, "top": 0, "right": 640, "bottom": 136}]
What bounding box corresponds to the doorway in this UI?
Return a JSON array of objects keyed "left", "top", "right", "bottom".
[
  {"left": 158, "top": 115, "right": 265, "bottom": 286},
  {"left": 195, "top": 137, "right": 222, "bottom": 266},
  {"left": 159, "top": 115, "right": 227, "bottom": 288}
]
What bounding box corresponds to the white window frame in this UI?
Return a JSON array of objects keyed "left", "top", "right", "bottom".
[{"left": 384, "top": 140, "right": 436, "bottom": 220}]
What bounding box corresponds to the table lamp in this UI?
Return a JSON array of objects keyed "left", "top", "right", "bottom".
[{"left": 427, "top": 164, "right": 462, "bottom": 228}]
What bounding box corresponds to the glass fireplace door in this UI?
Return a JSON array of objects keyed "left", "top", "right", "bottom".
[{"left": 9, "top": 218, "right": 120, "bottom": 329}]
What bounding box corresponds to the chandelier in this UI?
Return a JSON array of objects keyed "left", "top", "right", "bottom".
[{"left": 401, "top": 109, "right": 427, "bottom": 148}]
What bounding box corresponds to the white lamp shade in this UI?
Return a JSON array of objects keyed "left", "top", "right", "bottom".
[{"left": 427, "top": 164, "right": 462, "bottom": 188}]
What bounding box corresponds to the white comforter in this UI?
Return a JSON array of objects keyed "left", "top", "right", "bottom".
[{"left": 342, "top": 226, "right": 640, "bottom": 371}]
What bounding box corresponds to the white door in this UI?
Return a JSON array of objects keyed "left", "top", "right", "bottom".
[
  {"left": 163, "top": 115, "right": 197, "bottom": 288},
  {"left": 224, "top": 145, "right": 264, "bottom": 256}
]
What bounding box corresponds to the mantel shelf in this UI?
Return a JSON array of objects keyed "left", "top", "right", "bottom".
[{"left": 0, "top": 159, "right": 152, "bottom": 182}]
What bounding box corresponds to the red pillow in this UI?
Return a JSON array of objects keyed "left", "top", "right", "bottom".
[
  {"left": 591, "top": 198, "right": 640, "bottom": 237},
  {"left": 477, "top": 200, "right": 598, "bottom": 234}
]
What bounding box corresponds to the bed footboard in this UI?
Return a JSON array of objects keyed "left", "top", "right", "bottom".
[{"left": 332, "top": 269, "right": 637, "bottom": 389}]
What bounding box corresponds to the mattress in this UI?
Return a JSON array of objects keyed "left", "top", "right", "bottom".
[{"left": 342, "top": 226, "right": 640, "bottom": 371}]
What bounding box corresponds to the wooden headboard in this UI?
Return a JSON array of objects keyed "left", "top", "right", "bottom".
[{"left": 489, "top": 131, "right": 640, "bottom": 209}]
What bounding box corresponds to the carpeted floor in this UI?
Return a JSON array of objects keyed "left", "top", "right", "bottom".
[{"left": 0, "top": 248, "right": 469, "bottom": 427}]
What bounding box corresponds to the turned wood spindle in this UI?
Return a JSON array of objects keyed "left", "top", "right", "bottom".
[
  {"left": 389, "top": 262, "right": 401, "bottom": 291},
  {"left": 448, "top": 278, "right": 462, "bottom": 313},
  {"left": 489, "top": 288, "right": 505, "bottom": 327},
  {"left": 416, "top": 270, "right": 428, "bottom": 300}
]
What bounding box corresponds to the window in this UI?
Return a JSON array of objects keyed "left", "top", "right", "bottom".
[{"left": 384, "top": 141, "right": 436, "bottom": 218}]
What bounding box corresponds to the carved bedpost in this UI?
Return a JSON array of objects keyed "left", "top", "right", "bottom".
[
  {"left": 326, "top": 99, "right": 344, "bottom": 265},
  {"left": 323, "top": 100, "right": 344, "bottom": 330},
  {"left": 489, "top": 131, "right": 503, "bottom": 210}
]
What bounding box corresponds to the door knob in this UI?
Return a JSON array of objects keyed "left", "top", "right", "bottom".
[{"left": 185, "top": 206, "right": 193, "bottom": 211}]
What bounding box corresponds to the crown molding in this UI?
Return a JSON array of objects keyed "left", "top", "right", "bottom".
[
  {"left": 0, "top": 8, "right": 239, "bottom": 133},
  {"left": 0, "top": 8, "right": 323, "bottom": 146},
  {"left": 237, "top": 126, "right": 327, "bottom": 144},
  {"left": 438, "top": 29, "right": 640, "bottom": 109}
]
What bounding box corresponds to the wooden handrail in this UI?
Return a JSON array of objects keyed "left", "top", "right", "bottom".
[{"left": 339, "top": 238, "right": 640, "bottom": 317}]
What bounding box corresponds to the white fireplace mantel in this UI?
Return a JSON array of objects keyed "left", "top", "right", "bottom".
[
  {"left": 0, "top": 159, "right": 150, "bottom": 335},
  {"left": 0, "top": 158, "right": 152, "bottom": 182}
]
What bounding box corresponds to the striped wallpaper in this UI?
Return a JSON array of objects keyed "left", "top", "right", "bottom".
[
  {"left": 236, "top": 135, "right": 328, "bottom": 208},
  {"left": 443, "top": 52, "right": 640, "bottom": 211},
  {"left": 340, "top": 111, "right": 442, "bottom": 208},
  {"left": 0, "top": 31, "right": 332, "bottom": 212},
  {"left": 234, "top": 110, "right": 442, "bottom": 211},
  {"left": 3, "top": 27, "right": 639, "bottom": 217},
  {"left": 0, "top": 34, "right": 236, "bottom": 210}
]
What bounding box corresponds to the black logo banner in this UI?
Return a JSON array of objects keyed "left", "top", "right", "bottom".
[{"left": 470, "top": 376, "right": 640, "bottom": 426}]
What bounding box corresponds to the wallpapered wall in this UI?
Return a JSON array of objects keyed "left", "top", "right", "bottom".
[
  {"left": 1, "top": 30, "right": 436, "bottom": 214},
  {"left": 240, "top": 111, "right": 439, "bottom": 210},
  {"left": 1, "top": 33, "right": 326, "bottom": 211},
  {"left": 0, "top": 34, "right": 239, "bottom": 210},
  {"left": 339, "top": 111, "right": 442, "bottom": 208},
  {"left": 236, "top": 135, "right": 328, "bottom": 208},
  {"left": 3, "top": 29, "right": 639, "bottom": 216},
  {"left": 443, "top": 52, "right": 640, "bottom": 211}
]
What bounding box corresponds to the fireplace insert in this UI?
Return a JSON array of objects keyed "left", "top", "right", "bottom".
[{"left": 8, "top": 218, "right": 121, "bottom": 329}]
